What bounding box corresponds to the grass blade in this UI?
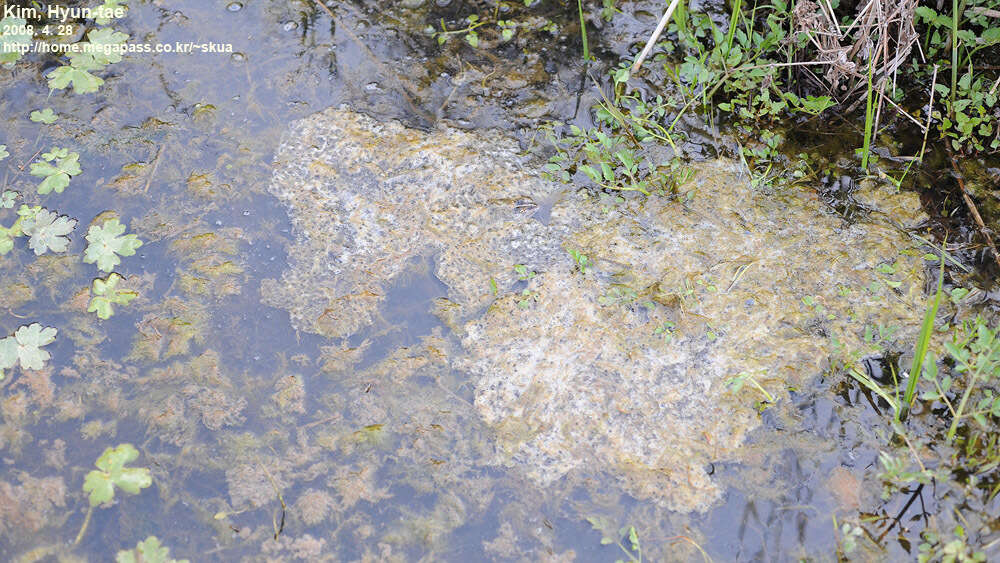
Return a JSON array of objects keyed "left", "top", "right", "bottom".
[
  {"left": 577, "top": 0, "right": 590, "bottom": 62},
  {"left": 900, "top": 245, "right": 945, "bottom": 420}
]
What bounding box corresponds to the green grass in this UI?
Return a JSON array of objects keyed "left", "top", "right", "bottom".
[{"left": 900, "top": 249, "right": 945, "bottom": 420}]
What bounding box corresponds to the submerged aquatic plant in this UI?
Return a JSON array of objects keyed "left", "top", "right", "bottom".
[
  {"left": 76, "top": 443, "right": 152, "bottom": 544},
  {"left": 587, "top": 517, "right": 643, "bottom": 562},
  {"left": 116, "top": 535, "right": 188, "bottom": 563},
  {"left": 88, "top": 273, "right": 138, "bottom": 320}
]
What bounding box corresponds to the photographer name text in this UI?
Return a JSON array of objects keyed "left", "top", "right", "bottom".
[{"left": 4, "top": 4, "right": 126, "bottom": 23}]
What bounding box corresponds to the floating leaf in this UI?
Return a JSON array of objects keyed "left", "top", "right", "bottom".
[
  {"left": 84, "top": 218, "right": 143, "bottom": 272},
  {"left": 0, "top": 144, "right": 8, "bottom": 160},
  {"left": 96, "top": 1, "right": 129, "bottom": 26},
  {"left": 17, "top": 204, "right": 41, "bottom": 223},
  {"left": 29, "top": 149, "right": 81, "bottom": 194},
  {"left": 1, "top": 190, "right": 15, "bottom": 208},
  {"left": 88, "top": 273, "right": 138, "bottom": 319},
  {"left": 82, "top": 443, "right": 152, "bottom": 506},
  {"left": 0, "top": 17, "right": 32, "bottom": 64},
  {"left": 30, "top": 108, "right": 58, "bottom": 124},
  {"left": 0, "top": 323, "right": 58, "bottom": 378},
  {"left": 21, "top": 209, "right": 76, "bottom": 255},
  {"left": 84, "top": 28, "right": 130, "bottom": 65},
  {"left": 0, "top": 232, "right": 13, "bottom": 255},
  {"left": 42, "top": 147, "right": 69, "bottom": 160},
  {"left": 47, "top": 65, "right": 105, "bottom": 94},
  {"left": 116, "top": 535, "right": 188, "bottom": 563}
]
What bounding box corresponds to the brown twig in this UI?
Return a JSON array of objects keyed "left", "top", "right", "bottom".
[
  {"left": 949, "top": 153, "right": 1000, "bottom": 270},
  {"left": 143, "top": 144, "right": 164, "bottom": 194}
]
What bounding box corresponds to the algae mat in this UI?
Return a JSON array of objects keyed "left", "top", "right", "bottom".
[{"left": 263, "top": 107, "right": 929, "bottom": 512}]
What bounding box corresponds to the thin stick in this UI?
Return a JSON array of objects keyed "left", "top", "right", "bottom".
[
  {"left": 950, "top": 153, "right": 1000, "bottom": 270},
  {"left": 631, "top": 0, "right": 684, "bottom": 74},
  {"left": 73, "top": 506, "right": 94, "bottom": 545},
  {"left": 143, "top": 144, "right": 164, "bottom": 194}
]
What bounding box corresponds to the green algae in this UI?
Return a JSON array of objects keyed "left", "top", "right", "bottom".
[{"left": 264, "top": 107, "right": 933, "bottom": 513}]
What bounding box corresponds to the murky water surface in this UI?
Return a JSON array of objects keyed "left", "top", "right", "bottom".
[{"left": 0, "top": 1, "right": 988, "bottom": 561}]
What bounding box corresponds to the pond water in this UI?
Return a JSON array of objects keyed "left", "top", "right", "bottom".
[{"left": 0, "top": 1, "right": 990, "bottom": 561}]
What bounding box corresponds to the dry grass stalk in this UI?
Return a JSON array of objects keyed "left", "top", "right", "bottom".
[{"left": 792, "top": 0, "right": 919, "bottom": 129}]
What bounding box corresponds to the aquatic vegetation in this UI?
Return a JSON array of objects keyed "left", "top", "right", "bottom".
[
  {"left": 29, "top": 108, "right": 58, "bottom": 124},
  {"left": 21, "top": 209, "right": 77, "bottom": 255},
  {"left": 95, "top": 0, "right": 129, "bottom": 26},
  {"left": 88, "top": 273, "right": 138, "bottom": 320},
  {"left": 0, "top": 17, "right": 32, "bottom": 64},
  {"left": 269, "top": 109, "right": 931, "bottom": 514},
  {"left": 82, "top": 443, "right": 152, "bottom": 506},
  {"left": 587, "top": 517, "right": 643, "bottom": 562},
  {"left": 543, "top": 96, "right": 692, "bottom": 195},
  {"left": 567, "top": 248, "right": 589, "bottom": 274},
  {"left": 725, "top": 369, "right": 775, "bottom": 406},
  {"left": 48, "top": 28, "right": 130, "bottom": 94},
  {"left": 30, "top": 148, "right": 82, "bottom": 195},
  {"left": 76, "top": 443, "right": 152, "bottom": 544},
  {"left": 116, "top": 535, "right": 188, "bottom": 563},
  {"left": 0, "top": 323, "right": 58, "bottom": 379},
  {"left": 84, "top": 218, "right": 144, "bottom": 272},
  {"left": 918, "top": 528, "right": 987, "bottom": 563}
]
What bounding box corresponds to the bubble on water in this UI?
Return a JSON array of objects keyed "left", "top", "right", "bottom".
[
  {"left": 231, "top": 52, "right": 245, "bottom": 62},
  {"left": 226, "top": 2, "right": 242, "bottom": 12},
  {"left": 283, "top": 21, "right": 298, "bottom": 31}
]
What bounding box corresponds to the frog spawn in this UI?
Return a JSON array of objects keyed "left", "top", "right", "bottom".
[{"left": 264, "top": 107, "right": 929, "bottom": 512}]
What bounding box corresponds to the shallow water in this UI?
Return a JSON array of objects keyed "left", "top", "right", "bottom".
[{"left": 0, "top": 1, "right": 987, "bottom": 561}]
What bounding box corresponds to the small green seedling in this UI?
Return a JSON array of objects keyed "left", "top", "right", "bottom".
[
  {"left": 116, "top": 536, "right": 189, "bottom": 563},
  {"left": 76, "top": 443, "right": 152, "bottom": 544},
  {"left": 0, "top": 145, "right": 9, "bottom": 160},
  {"left": 84, "top": 218, "right": 143, "bottom": 272},
  {"left": 88, "top": 273, "right": 138, "bottom": 319},
  {"left": 1, "top": 190, "right": 16, "bottom": 208},
  {"left": 514, "top": 264, "right": 535, "bottom": 281},
  {"left": 0, "top": 323, "right": 58, "bottom": 379},
  {"left": 654, "top": 321, "right": 676, "bottom": 342},
  {"left": 568, "top": 249, "right": 590, "bottom": 274},
  {"left": 587, "top": 516, "right": 643, "bottom": 562},
  {"left": 30, "top": 148, "right": 82, "bottom": 194},
  {"left": 725, "top": 370, "right": 775, "bottom": 404}
]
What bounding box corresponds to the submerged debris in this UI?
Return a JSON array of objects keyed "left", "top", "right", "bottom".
[{"left": 265, "top": 108, "right": 929, "bottom": 512}]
